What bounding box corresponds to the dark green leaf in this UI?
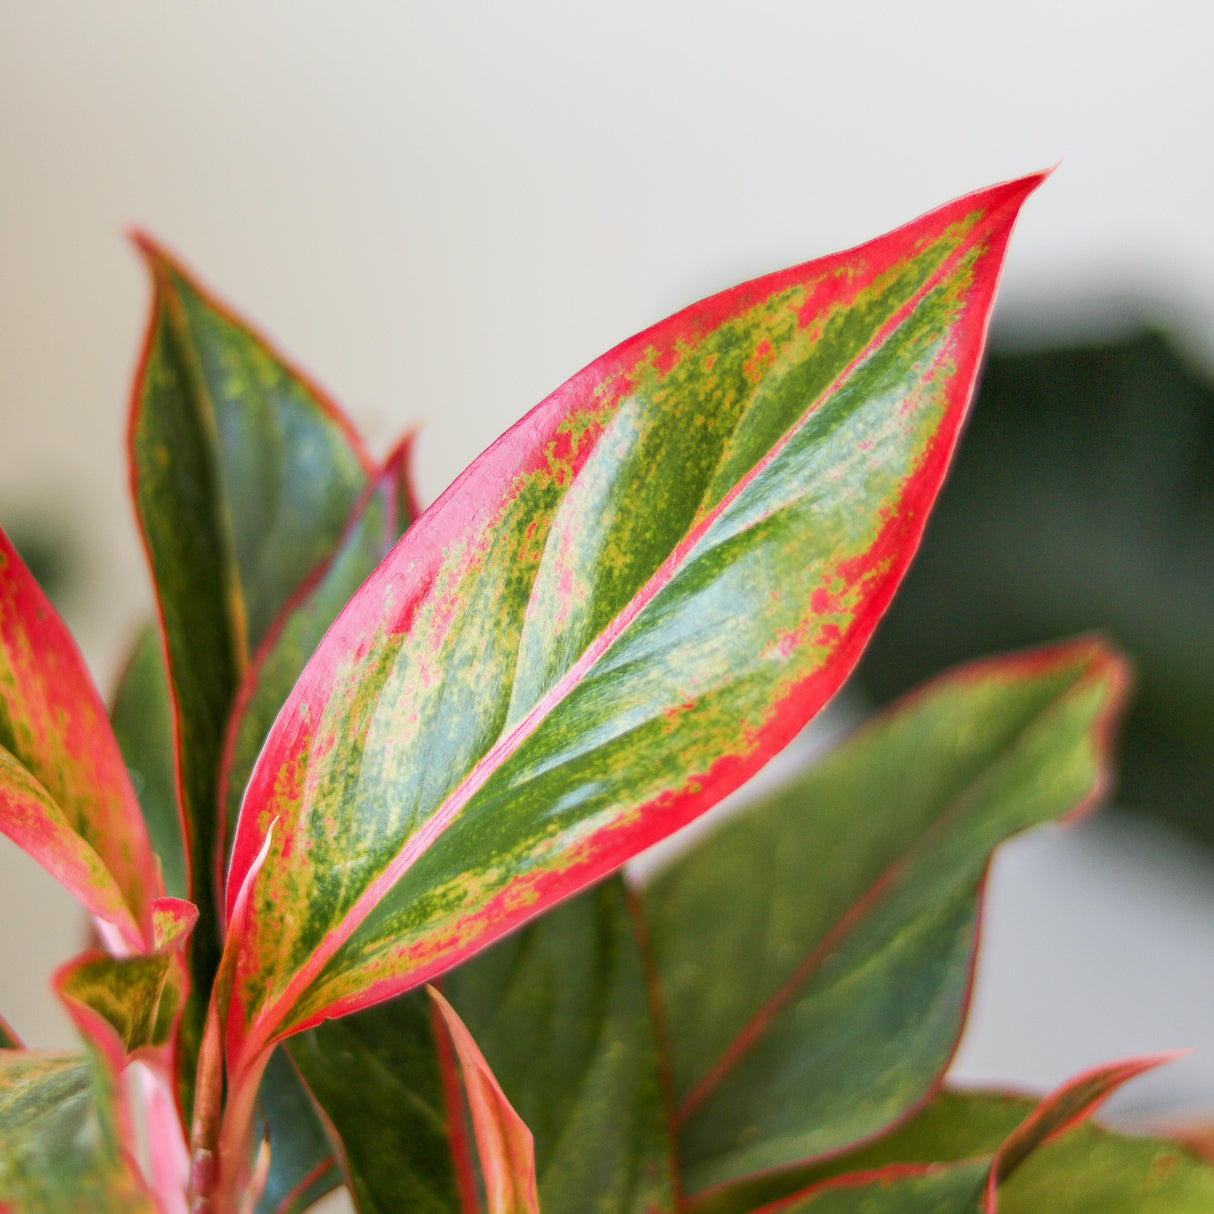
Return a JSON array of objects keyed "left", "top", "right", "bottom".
[
  {"left": 110, "top": 624, "right": 187, "bottom": 901},
  {"left": 642, "top": 639, "right": 1127, "bottom": 1193},
  {"left": 254, "top": 1049, "right": 340, "bottom": 1214},
  {"left": 445, "top": 878, "right": 678, "bottom": 1214},
  {"left": 286, "top": 990, "right": 468, "bottom": 1214},
  {"left": 128, "top": 237, "right": 372, "bottom": 1107}
]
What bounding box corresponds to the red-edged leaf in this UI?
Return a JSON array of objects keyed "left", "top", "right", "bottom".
[
  {"left": 217, "top": 436, "right": 419, "bottom": 907},
  {"left": 641, "top": 637, "right": 1128, "bottom": 1193},
  {"left": 430, "top": 986, "right": 540, "bottom": 1214},
  {"left": 0, "top": 1015, "right": 21, "bottom": 1051},
  {"left": 223, "top": 174, "right": 1045, "bottom": 1082},
  {"left": 983, "top": 1054, "right": 1180, "bottom": 1210},
  {"left": 0, "top": 528, "right": 161, "bottom": 949}
]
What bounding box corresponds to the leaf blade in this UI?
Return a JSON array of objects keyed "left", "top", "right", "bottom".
[
  {"left": 642, "top": 639, "right": 1128, "bottom": 1192},
  {"left": 226, "top": 175, "right": 1045, "bottom": 1073},
  {"left": 0, "top": 528, "right": 159, "bottom": 945}
]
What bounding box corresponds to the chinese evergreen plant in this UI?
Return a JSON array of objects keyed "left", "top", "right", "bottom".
[{"left": 1, "top": 173, "right": 1211, "bottom": 1213}]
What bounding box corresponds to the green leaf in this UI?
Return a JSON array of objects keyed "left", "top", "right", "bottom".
[
  {"left": 288, "top": 878, "right": 676, "bottom": 1214},
  {"left": 694, "top": 1060, "right": 1182, "bottom": 1214},
  {"left": 253, "top": 1049, "right": 340, "bottom": 1214},
  {"left": 444, "top": 878, "right": 678, "bottom": 1214},
  {"left": 430, "top": 987, "right": 540, "bottom": 1214},
  {"left": 127, "top": 236, "right": 372, "bottom": 1104},
  {"left": 219, "top": 437, "right": 419, "bottom": 899},
  {"left": 110, "top": 624, "right": 187, "bottom": 901},
  {"left": 856, "top": 331, "right": 1214, "bottom": 845},
  {"left": 223, "top": 174, "right": 1046, "bottom": 1089},
  {"left": 0, "top": 1051, "right": 156, "bottom": 1212},
  {"left": 0, "top": 528, "right": 160, "bottom": 949},
  {"left": 750, "top": 1162, "right": 991, "bottom": 1214},
  {"left": 286, "top": 990, "right": 470, "bottom": 1214},
  {"left": 0, "top": 1015, "right": 22, "bottom": 1051},
  {"left": 641, "top": 638, "right": 1127, "bottom": 1194}
]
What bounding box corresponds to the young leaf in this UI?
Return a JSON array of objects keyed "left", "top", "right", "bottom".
[
  {"left": 430, "top": 987, "right": 540, "bottom": 1214},
  {"left": 0, "top": 528, "right": 161, "bottom": 950},
  {"left": 0, "top": 1051, "right": 157, "bottom": 1212},
  {"left": 218, "top": 436, "right": 419, "bottom": 902},
  {"left": 224, "top": 174, "right": 1046, "bottom": 1081},
  {"left": 111, "top": 624, "right": 188, "bottom": 901},
  {"left": 641, "top": 638, "right": 1127, "bottom": 1193}
]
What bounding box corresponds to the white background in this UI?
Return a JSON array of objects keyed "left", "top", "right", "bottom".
[{"left": 1, "top": 0, "right": 1212, "bottom": 1154}]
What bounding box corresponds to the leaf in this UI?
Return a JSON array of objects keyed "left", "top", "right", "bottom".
[
  {"left": 751, "top": 1162, "right": 992, "bottom": 1214},
  {"left": 0, "top": 527, "right": 160, "bottom": 949},
  {"left": 53, "top": 926, "right": 196, "bottom": 1075},
  {"left": 288, "top": 880, "right": 674, "bottom": 1214},
  {"left": 0, "top": 1050, "right": 157, "bottom": 1212},
  {"left": 694, "top": 1062, "right": 1183, "bottom": 1214},
  {"left": 984, "top": 1054, "right": 1177, "bottom": 1204},
  {"left": 128, "top": 236, "right": 372, "bottom": 1100},
  {"left": 219, "top": 436, "right": 419, "bottom": 902},
  {"left": 430, "top": 986, "right": 540, "bottom": 1214},
  {"left": 443, "top": 877, "right": 678, "bottom": 1214},
  {"left": 0, "top": 1015, "right": 21, "bottom": 1051},
  {"left": 286, "top": 990, "right": 474, "bottom": 1214},
  {"left": 855, "top": 331, "right": 1214, "bottom": 845},
  {"left": 223, "top": 174, "right": 1046, "bottom": 1084},
  {"left": 111, "top": 624, "right": 188, "bottom": 901},
  {"left": 639, "top": 638, "right": 1126, "bottom": 1193},
  {"left": 252, "top": 1049, "right": 340, "bottom": 1214}
]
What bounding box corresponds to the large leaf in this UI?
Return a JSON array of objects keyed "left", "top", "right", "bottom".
[
  {"left": 639, "top": 638, "right": 1125, "bottom": 1193},
  {"left": 0, "top": 1050, "right": 157, "bottom": 1212},
  {"left": 856, "top": 331, "right": 1214, "bottom": 844},
  {"left": 218, "top": 436, "right": 419, "bottom": 903},
  {"left": 111, "top": 624, "right": 188, "bottom": 901},
  {"left": 0, "top": 527, "right": 160, "bottom": 950},
  {"left": 128, "top": 237, "right": 373, "bottom": 1098},
  {"left": 223, "top": 174, "right": 1045, "bottom": 1089}
]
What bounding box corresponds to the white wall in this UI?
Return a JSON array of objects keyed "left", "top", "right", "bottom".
[{"left": 1, "top": 0, "right": 1211, "bottom": 1128}]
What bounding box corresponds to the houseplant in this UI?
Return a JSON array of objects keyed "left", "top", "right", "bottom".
[{"left": 1, "top": 171, "right": 1211, "bottom": 1212}]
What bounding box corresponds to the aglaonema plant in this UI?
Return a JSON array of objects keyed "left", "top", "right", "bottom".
[{"left": 1, "top": 172, "right": 1211, "bottom": 1213}]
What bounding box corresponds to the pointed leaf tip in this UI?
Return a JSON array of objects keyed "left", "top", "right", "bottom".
[{"left": 429, "top": 986, "right": 540, "bottom": 1214}]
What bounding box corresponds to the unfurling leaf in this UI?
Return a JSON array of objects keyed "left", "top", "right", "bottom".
[
  {"left": 430, "top": 986, "right": 540, "bottom": 1214},
  {"left": 221, "top": 174, "right": 1047, "bottom": 1094}
]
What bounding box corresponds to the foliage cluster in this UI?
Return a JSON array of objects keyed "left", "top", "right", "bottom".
[{"left": 1, "top": 173, "right": 1211, "bottom": 1213}]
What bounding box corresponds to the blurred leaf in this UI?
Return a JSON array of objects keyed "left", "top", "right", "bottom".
[
  {"left": 857, "top": 331, "right": 1214, "bottom": 843},
  {"left": 0, "top": 1051, "right": 156, "bottom": 1212},
  {"left": 110, "top": 624, "right": 187, "bottom": 900},
  {"left": 286, "top": 989, "right": 468, "bottom": 1214},
  {"left": 0, "top": 528, "right": 160, "bottom": 949},
  {"left": 642, "top": 639, "right": 1127, "bottom": 1194}
]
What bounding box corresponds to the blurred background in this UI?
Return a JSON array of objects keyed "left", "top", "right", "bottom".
[{"left": 1, "top": 0, "right": 1212, "bottom": 1131}]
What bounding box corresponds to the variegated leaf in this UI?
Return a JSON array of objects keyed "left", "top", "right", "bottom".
[
  {"left": 222, "top": 174, "right": 1046, "bottom": 1091},
  {"left": 0, "top": 528, "right": 161, "bottom": 950}
]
